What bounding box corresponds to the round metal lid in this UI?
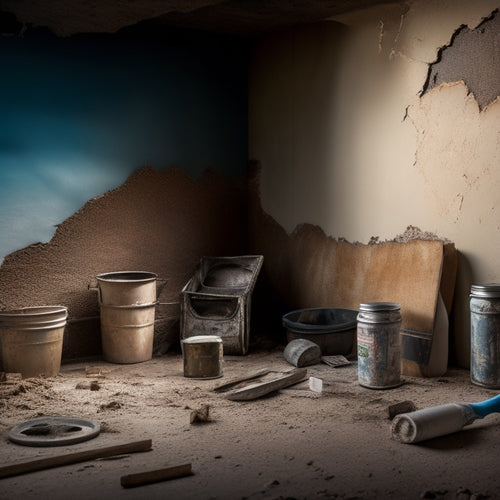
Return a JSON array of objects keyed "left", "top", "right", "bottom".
[
  {"left": 470, "top": 284, "right": 500, "bottom": 298},
  {"left": 182, "top": 335, "right": 223, "bottom": 344},
  {"left": 359, "top": 302, "right": 401, "bottom": 312},
  {"left": 8, "top": 417, "right": 100, "bottom": 447}
]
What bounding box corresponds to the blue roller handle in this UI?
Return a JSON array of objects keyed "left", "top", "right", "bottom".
[{"left": 469, "top": 394, "right": 500, "bottom": 418}]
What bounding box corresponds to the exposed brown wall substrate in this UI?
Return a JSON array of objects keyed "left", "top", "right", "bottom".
[{"left": 0, "top": 167, "right": 248, "bottom": 361}]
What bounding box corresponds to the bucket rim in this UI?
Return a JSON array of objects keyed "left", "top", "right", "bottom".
[
  {"left": 282, "top": 307, "right": 358, "bottom": 333},
  {"left": 0, "top": 305, "right": 68, "bottom": 318},
  {"left": 96, "top": 271, "right": 157, "bottom": 283}
]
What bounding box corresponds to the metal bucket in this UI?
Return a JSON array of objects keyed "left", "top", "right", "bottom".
[
  {"left": 0, "top": 306, "right": 68, "bottom": 378},
  {"left": 96, "top": 271, "right": 157, "bottom": 364},
  {"left": 182, "top": 335, "right": 223, "bottom": 379},
  {"left": 470, "top": 284, "right": 500, "bottom": 389},
  {"left": 357, "top": 302, "right": 402, "bottom": 389}
]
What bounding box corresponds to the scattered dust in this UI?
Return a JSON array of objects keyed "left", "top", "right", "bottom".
[
  {"left": 98, "top": 401, "right": 122, "bottom": 412},
  {"left": 85, "top": 366, "right": 111, "bottom": 378},
  {"left": 0, "top": 352, "right": 499, "bottom": 499},
  {"left": 75, "top": 380, "right": 100, "bottom": 391}
]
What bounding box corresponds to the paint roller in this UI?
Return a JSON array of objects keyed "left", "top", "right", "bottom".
[{"left": 391, "top": 394, "right": 500, "bottom": 444}]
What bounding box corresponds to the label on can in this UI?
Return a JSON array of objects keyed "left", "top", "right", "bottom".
[
  {"left": 358, "top": 345, "right": 369, "bottom": 358},
  {"left": 357, "top": 312, "right": 401, "bottom": 389},
  {"left": 470, "top": 289, "right": 500, "bottom": 388}
]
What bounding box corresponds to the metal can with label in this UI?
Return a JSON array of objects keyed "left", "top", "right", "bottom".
[
  {"left": 470, "top": 284, "right": 500, "bottom": 389},
  {"left": 357, "top": 302, "right": 402, "bottom": 389},
  {"left": 182, "top": 335, "right": 223, "bottom": 379}
]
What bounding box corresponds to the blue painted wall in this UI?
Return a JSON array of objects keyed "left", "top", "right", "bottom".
[{"left": 0, "top": 28, "right": 249, "bottom": 261}]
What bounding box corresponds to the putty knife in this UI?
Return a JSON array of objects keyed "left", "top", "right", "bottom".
[{"left": 391, "top": 394, "right": 500, "bottom": 444}]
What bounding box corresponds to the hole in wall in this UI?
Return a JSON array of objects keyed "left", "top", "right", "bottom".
[{"left": 421, "top": 9, "right": 499, "bottom": 110}]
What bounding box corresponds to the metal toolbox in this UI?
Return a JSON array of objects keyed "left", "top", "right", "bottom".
[{"left": 181, "top": 255, "right": 263, "bottom": 355}]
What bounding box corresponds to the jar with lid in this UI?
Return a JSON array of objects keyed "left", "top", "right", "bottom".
[
  {"left": 357, "top": 302, "right": 402, "bottom": 389},
  {"left": 470, "top": 284, "right": 500, "bottom": 389}
]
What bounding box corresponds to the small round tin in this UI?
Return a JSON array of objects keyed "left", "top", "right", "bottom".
[{"left": 182, "top": 335, "right": 223, "bottom": 379}]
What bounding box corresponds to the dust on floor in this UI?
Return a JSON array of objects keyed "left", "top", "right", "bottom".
[{"left": 0, "top": 348, "right": 499, "bottom": 500}]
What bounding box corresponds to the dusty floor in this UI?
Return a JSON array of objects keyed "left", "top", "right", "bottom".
[{"left": 0, "top": 344, "right": 499, "bottom": 500}]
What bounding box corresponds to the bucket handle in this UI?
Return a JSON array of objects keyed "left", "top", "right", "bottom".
[{"left": 88, "top": 281, "right": 102, "bottom": 304}]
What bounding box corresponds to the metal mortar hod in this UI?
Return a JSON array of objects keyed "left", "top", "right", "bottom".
[{"left": 180, "top": 255, "right": 263, "bottom": 355}]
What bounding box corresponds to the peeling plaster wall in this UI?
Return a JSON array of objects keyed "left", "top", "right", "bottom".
[
  {"left": 422, "top": 11, "right": 500, "bottom": 110},
  {"left": 249, "top": 0, "right": 500, "bottom": 367}
]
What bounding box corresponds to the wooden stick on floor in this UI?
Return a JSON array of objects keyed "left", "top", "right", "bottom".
[
  {"left": 0, "top": 439, "right": 152, "bottom": 480},
  {"left": 120, "top": 463, "right": 193, "bottom": 488}
]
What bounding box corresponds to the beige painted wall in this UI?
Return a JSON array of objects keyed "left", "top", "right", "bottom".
[{"left": 248, "top": 0, "right": 500, "bottom": 367}]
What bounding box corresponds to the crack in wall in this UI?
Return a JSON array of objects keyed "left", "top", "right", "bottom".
[
  {"left": 378, "top": 19, "right": 384, "bottom": 54},
  {"left": 421, "top": 9, "right": 500, "bottom": 110},
  {"left": 389, "top": 12, "right": 406, "bottom": 60}
]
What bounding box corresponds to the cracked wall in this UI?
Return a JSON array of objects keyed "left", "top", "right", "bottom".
[
  {"left": 422, "top": 10, "right": 500, "bottom": 110},
  {"left": 249, "top": 0, "right": 500, "bottom": 367}
]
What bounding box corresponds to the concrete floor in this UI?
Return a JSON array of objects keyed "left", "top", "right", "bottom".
[{"left": 0, "top": 348, "right": 499, "bottom": 500}]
